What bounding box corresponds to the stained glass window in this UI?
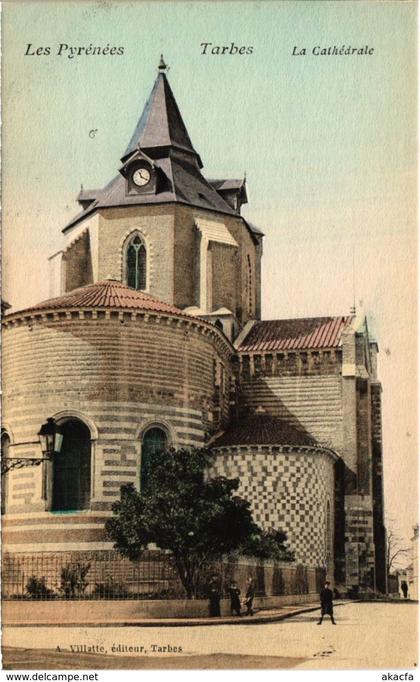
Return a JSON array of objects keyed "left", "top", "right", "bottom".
[{"left": 127, "top": 235, "right": 146, "bottom": 290}]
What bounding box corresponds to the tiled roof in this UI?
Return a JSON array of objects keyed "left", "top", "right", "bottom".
[
  {"left": 238, "top": 316, "right": 353, "bottom": 353},
  {"left": 11, "top": 280, "right": 189, "bottom": 318},
  {"left": 212, "top": 413, "right": 318, "bottom": 448}
]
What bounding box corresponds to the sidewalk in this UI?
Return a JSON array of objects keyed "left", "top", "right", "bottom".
[{"left": 4, "top": 601, "right": 347, "bottom": 628}]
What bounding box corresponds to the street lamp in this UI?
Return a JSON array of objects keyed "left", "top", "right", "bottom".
[
  {"left": 1, "top": 419, "right": 64, "bottom": 477},
  {"left": 38, "top": 418, "right": 64, "bottom": 459}
]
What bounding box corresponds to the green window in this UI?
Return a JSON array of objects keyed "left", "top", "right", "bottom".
[
  {"left": 52, "top": 420, "right": 91, "bottom": 512},
  {"left": 127, "top": 235, "right": 146, "bottom": 290},
  {"left": 141, "top": 427, "right": 167, "bottom": 491}
]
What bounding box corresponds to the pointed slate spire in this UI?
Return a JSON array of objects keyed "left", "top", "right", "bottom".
[{"left": 122, "top": 61, "right": 202, "bottom": 168}]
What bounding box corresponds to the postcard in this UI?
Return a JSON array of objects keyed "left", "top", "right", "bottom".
[{"left": 1, "top": 0, "right": 417, "bottom": 674}]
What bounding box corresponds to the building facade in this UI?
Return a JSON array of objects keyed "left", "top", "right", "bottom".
[{"left": 2, "top": 61, "right": 386, "bottom": 592}]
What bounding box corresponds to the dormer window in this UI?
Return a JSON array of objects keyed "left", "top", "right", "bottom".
[
  {"left": 119, "top": 149, "right": 159, "bottom": 196},
  {"left": 127, "top": 235, "right": 147, "bottom": 290}
]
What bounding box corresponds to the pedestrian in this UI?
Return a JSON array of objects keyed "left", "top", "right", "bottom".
[
  {"left": 244, "top": 576, "right": 255, "bottom": 616},
  {"left": 227, "top": 580, "right": 241, "bottom": 616},
  {"left": 401, "top": 581, "right": 408, "bottom": 599},
  {"left": 317, "top": 580, "right": 336, "bottom": 624},
  {"left": 207, "top": 574, "right": 221, "bottom": 617}
]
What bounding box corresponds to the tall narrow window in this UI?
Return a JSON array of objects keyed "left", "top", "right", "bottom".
[
  {"left": 52, "top": 419, "right": 91, "bottom": 512},
  {"left": 1, "top": 432, "right": 10, "bottom": 515},
  {"left": 127, "top": 235, "right": 146, "bottom": 290},
  {"left": 141, "top": 427, "right": 167, "bottom": 491},
  {"left": 247, "top": 255, "right": 252, "bottom": 315}
]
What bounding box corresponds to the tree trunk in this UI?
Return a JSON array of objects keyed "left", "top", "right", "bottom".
[{"left": 174, "top": 556, "right": 196, "bottom": 599}]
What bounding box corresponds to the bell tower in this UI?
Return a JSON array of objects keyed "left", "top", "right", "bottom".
[{"left": 49, "top": 59, "right": 264, "bottom": 334}]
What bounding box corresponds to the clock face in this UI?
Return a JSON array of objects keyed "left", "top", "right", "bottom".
[{"left": 132, "top": 167, "right": 151, "bottom": 187}]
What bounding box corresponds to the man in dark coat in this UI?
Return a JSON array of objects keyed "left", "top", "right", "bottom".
[
  {"left": 401, "top": 580, "right": 408, "bottom": 599},
  {"left": 317, "top": 581, "right": 336, "bottom": 624},
  {"left": 227, "top": 580, "right": 241, "bottom": 616},
  {"left": 244, "top": 577, "right": 255, "bottom": 616},
  {"left": 208, "top": 575, "right": 221, "bottom": 617}
]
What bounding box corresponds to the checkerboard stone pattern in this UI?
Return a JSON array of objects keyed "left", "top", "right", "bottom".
[{"left": 211, "top": 447, "right": 335, "bottom": 566}]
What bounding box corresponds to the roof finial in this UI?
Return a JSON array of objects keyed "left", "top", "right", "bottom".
[{"left": 158, "top": 55, "right": 168, "bottom": 72}]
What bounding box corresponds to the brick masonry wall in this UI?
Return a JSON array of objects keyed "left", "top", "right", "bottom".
[
  {"left": 174, "top": 206, "right": 259, "bottom": 324},
  {"left": 235, "top": 342, "right": 381, "bottom": 589},
  {"left": 64, "top": 230, "right": 93, "bottom": 292},
  {"left": 97, "top": 206, "right": 175, "bottom": 304},
  {"left": 237, "top": 373, "right": 344, "bottom": 452},
  {"left": 344, "top": 495, "right": 375, "bottom": 589},
  {"left": 356, "top": 379, "right": 372, "bottom": 495},
  {"left": 211, "top": 242, "right": 238, "bottom": 314},
  {"left": 2, "top": 311, "right": 233, "bottom": 545},
  {"left": 211, "top": 446, "right": 335, "bottom": 569},
  {"left": 371, "top": 381, "right": 387, "bottom": 592},
  {"left": 62, "top": 204, "right": 260, "bottom": 325}
]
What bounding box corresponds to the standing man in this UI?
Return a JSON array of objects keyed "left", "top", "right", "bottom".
[
  {"left": 401, "top": 580, "right": 408, "bottom": 599},
  {"left": 227, "top": 580, "right": 242, "bottom": 616},
  {"left": 244, "top": 576, "right": 255, "bottom": 616},
  {"left": 317, "top": 581, "right": 336, "bottom": 624},
  {"left": 207, "top": 574, "right": 221, "bottom": 617}
]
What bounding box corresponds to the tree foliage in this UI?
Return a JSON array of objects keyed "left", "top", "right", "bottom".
[
  {"left": 241, "top": 528, "right": 295, "bottom": 562},
  {"left": 106, "top": 447, "right": 293, "bottom": 598}
]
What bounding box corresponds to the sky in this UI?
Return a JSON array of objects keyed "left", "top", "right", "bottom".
[{"left": 2, "top": 1, "right": 417, "bottom": 545}]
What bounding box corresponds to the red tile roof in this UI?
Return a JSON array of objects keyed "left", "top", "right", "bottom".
[
  {"left": 238, "top": 316, "right": 353, "bottom": 353},
  {"left": 12, "top": 280, "right": 189, "bottom": 317},
  {"left": 212, "top": 413, "right": 318, "bottom": 448}
]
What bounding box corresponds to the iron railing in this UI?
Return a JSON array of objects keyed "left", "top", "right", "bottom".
[{"left": 2, "top": 550, "right": 325, "bottom": 600}]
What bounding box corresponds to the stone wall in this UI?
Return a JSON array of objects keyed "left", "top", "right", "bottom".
[
  {"left": 3, "top": 592, "right": 322, "bottom": 623},
  {"left": 174, "top": 205, "right": 258, "bottom": 324},
  {"left": 64, "top": 229, "right": 93, "bottom": 292},
  {"left": 344, "top": 495, "right": 375, "bottom": 590},
  {"left": 371, "top": 381, "right": 386, "bottom": 592},
  {"left": 2, "top": 308, "right": 233, "bottom": 547},
  {"left": 98, "top": 206, "right": 175, "bottom": 304},
  {"left": 211, "top": 446, "right": 335, "bottom": 571},
  {"left": 237, "top": 373, "right": 343, "bottom": 452},
  {"left": 61, "top": 204, "right": 260, "bottom": 326}
]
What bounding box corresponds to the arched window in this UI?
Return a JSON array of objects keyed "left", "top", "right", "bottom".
[
  {"left": 127, "top": 235, "right": 146, "bottom": 290},
  {"left": 1, "top": 432, "right": 10, "bottom": 515},
  {"left": 141, "top": 427, "right": 167, "bottom": 491},
  {"left": 52, "top": 419, "right": 91, "bottom": 512}
]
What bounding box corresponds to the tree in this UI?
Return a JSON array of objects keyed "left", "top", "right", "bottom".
[
  {"left": 106, "top": 447, "right": 292, "bottom": 598},
  {"left": 386, "top": 519, "right": 410, "bottom": 578}
]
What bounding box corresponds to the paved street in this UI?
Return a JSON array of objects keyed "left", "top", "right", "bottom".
[{"left": 2, "top": 602, "right": 417, "bottom": 670}]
